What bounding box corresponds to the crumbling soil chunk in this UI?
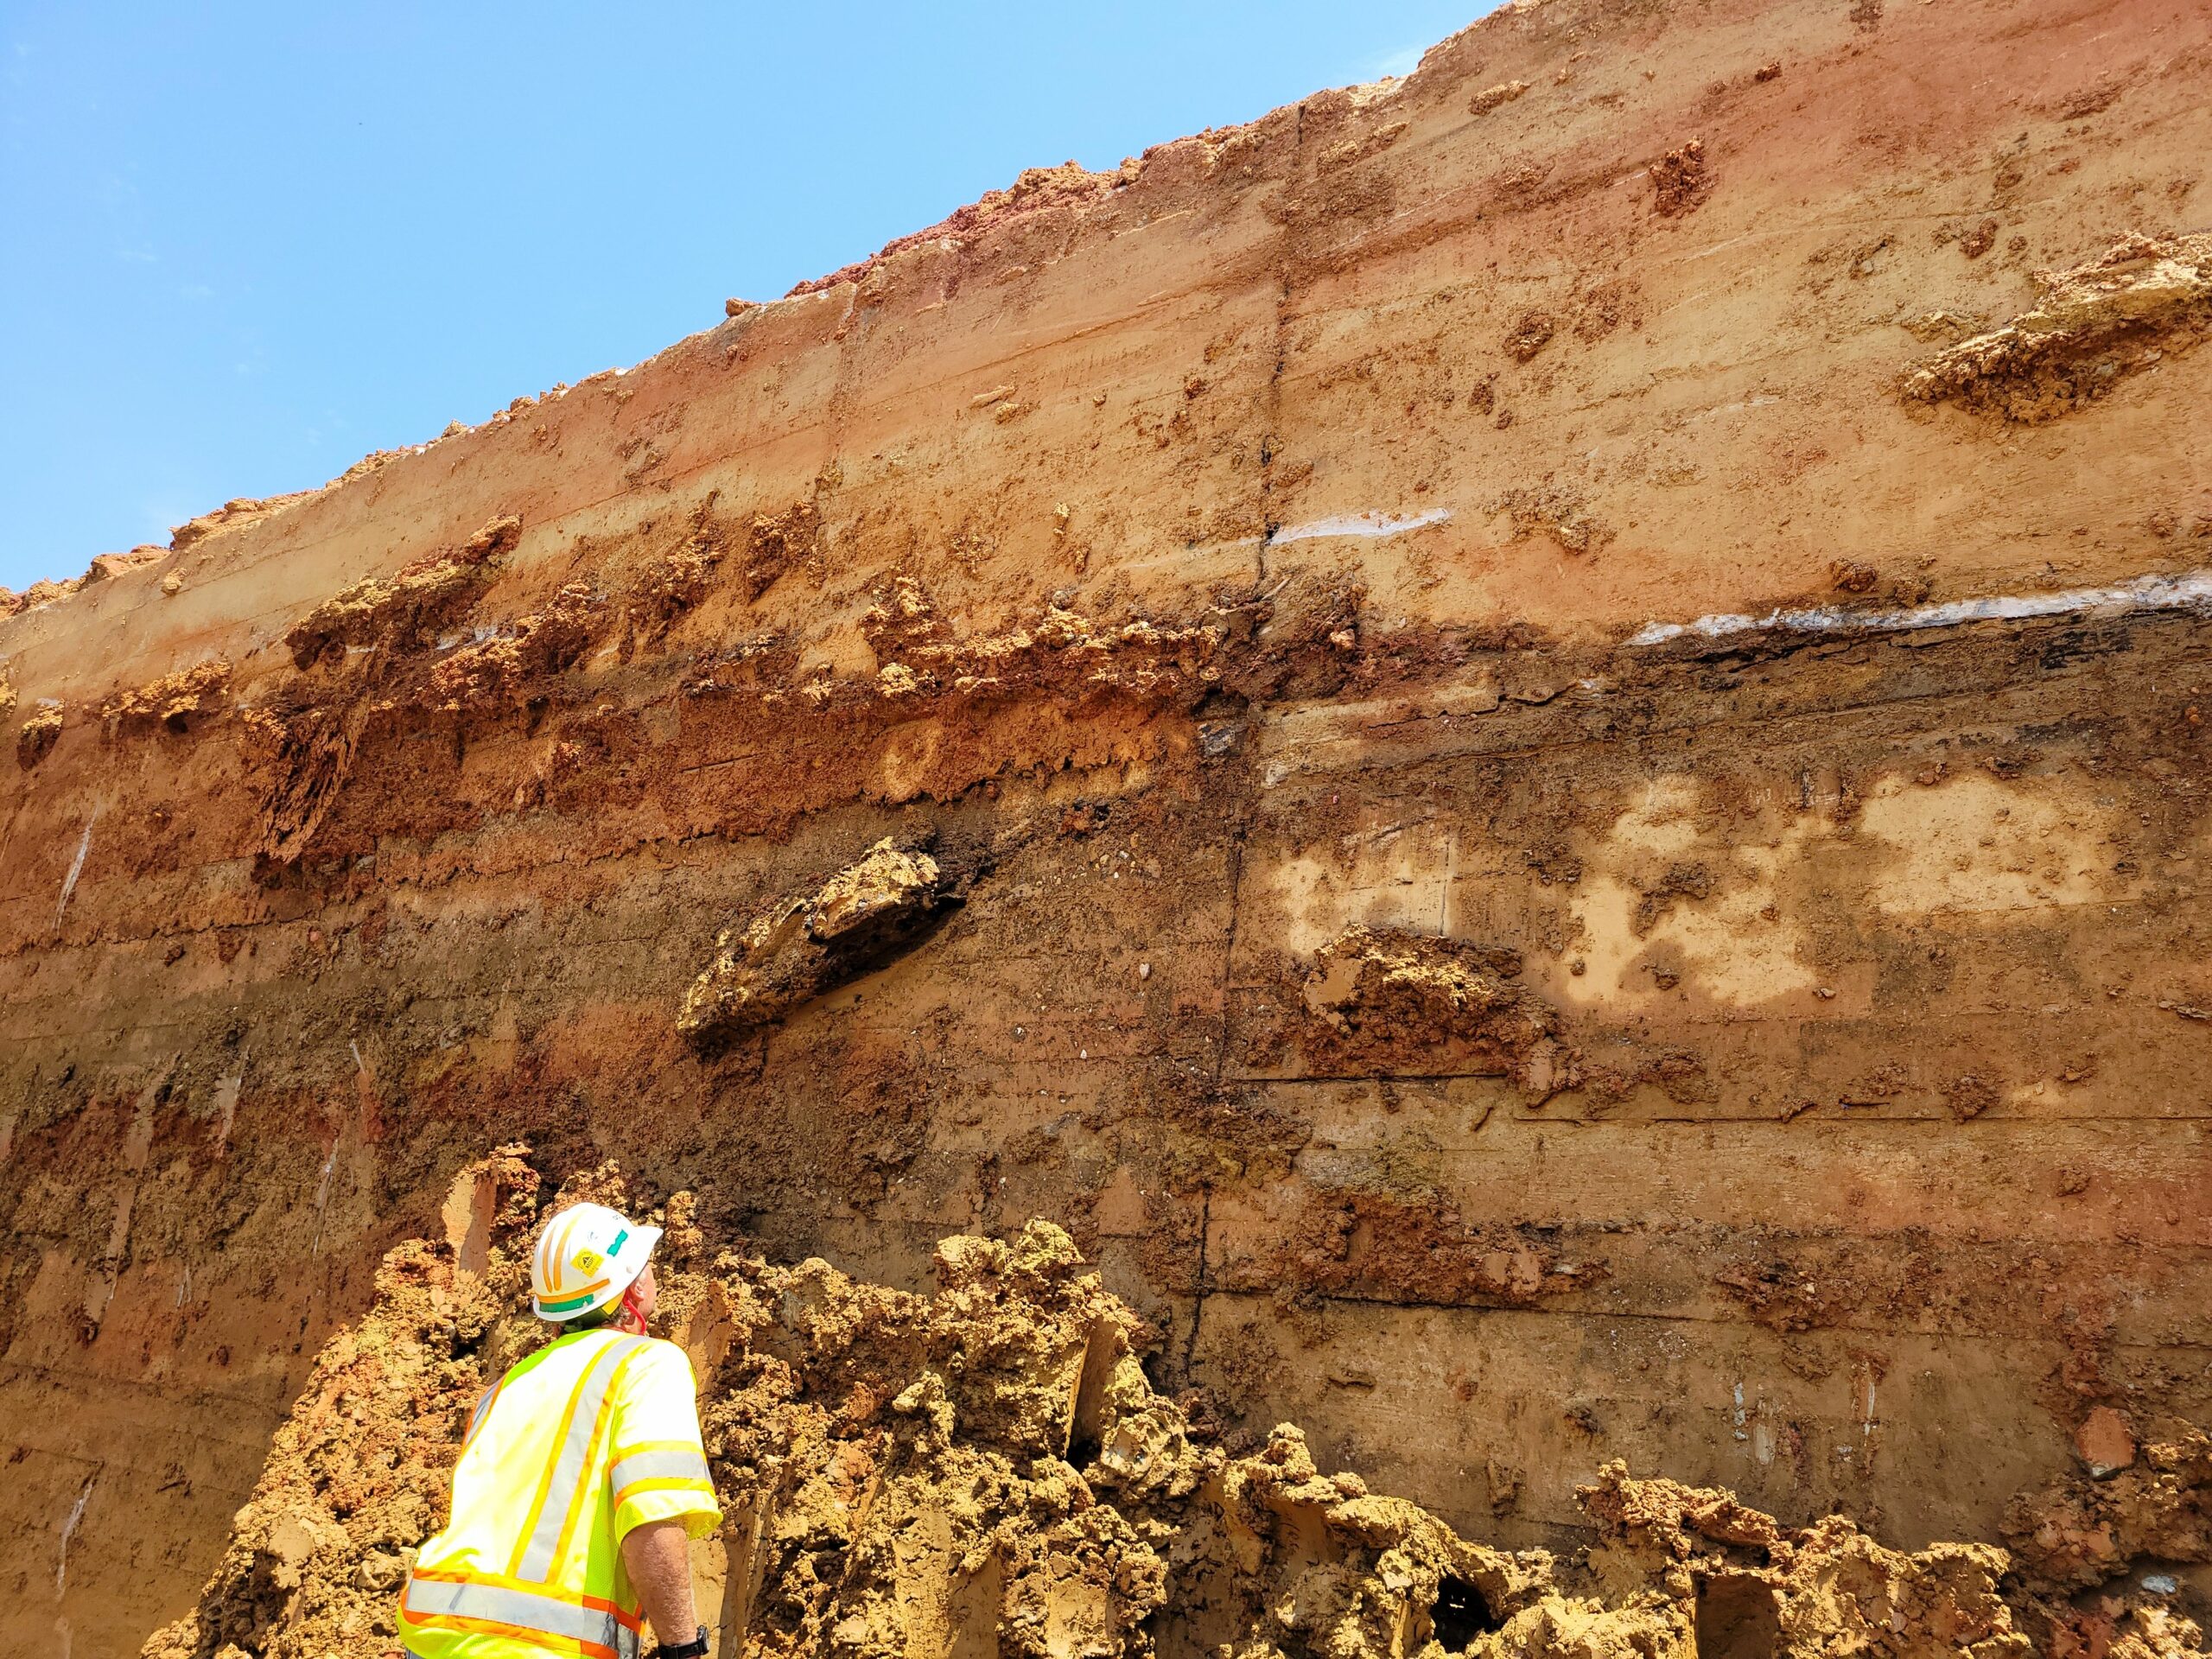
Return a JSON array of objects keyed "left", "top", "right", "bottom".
[
  {"left": 16, "top": 701, "right": 62, "bottom": 770},
  {"left": 679, "top": 838, "right": 963, "bottom": 1046},
  {"left": 1904, "top": 233, "right": 2212, "bottom": 422},
  {"left": 283, "top": 514, "right": 519, "bottom": 667},
  {"left": 2004, "top": 1429, "right": 2212, "bottom": 1592}
]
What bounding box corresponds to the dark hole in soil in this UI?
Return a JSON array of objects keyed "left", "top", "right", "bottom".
[
  {"left": 1432, "top": 1575, "right": 1501, "bottom": 1650},
  {"left": 1695, "top": 1573, "right": 1781, "bottom": 1659}
]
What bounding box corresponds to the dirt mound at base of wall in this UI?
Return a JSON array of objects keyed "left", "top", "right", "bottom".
[{"left": 143, "top": 1154, "right": 2209, "bottom": 1659}]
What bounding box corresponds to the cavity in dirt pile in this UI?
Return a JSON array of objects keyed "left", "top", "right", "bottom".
[{"left": 143, "top": 1155, "right": 2209, "bottom": 1659}]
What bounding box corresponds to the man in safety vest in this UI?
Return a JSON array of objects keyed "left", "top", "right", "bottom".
[{"left": 398, "top": 1201, "right": 721, "bottom": 1659}]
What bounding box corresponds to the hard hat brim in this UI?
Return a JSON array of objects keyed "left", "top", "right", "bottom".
[
  {"left": 626, "top": 1224, "right": 664, "bottom": 1276},
  {"left": 532, "top": 1221, "right": 665, "bottom": 1321}
]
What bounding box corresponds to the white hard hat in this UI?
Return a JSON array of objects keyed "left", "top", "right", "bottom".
[{"left": 531, "top": 1201, "right": 662, "bottom": 1322}]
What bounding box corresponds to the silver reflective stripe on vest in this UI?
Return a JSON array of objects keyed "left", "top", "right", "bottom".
[
  {"left": 404, "top": 1575, "right": 626, "bottom": 1651},
  {"left": 466, "top": 1380, "right": 500, "bottom": 1440},
  {"left": 513, "top": 1333, "right": 645, "bottom": 1580},
  {"left": 608, "top": 1446, "right": 711, "bottom": 1491}
]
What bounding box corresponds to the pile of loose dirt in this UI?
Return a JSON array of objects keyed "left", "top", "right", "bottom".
[{"left": 143, "top": 1155, "right": 2208, "bottom": 1659}]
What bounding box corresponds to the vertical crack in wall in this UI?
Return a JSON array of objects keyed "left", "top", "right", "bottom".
[
  {"left": 1256, "top": 99, "right": 1305, "bottom": 556},
  {"left": 1185, "top": 830, "right": 1248, "bottom": 1388},
  {"left": 1181, "top": 1182, "right": 1214, "bottom": 1388}
]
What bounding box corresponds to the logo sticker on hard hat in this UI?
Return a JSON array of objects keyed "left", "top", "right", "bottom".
[{"left": 572, "top": 1249, "right": 603, "bottom": 1273}]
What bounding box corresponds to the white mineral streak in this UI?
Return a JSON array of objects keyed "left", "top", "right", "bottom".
[
  {"left": 56, "top": 1475, "right": 94, "bottom": 1596},
  {"left": 1269, "top": 508, "right": 1452, "bottom": 544},
  {"left": 1629, "top": 568, "right": 2212, "bottom": 647},
  {"left": 212, "top": 1056, "right": 246, "bottom": 1153},
  {"left": 54, "top": 816, "right": 94, "bottom": 932},
  {"left": 309, "top": 1141, "right": 338, "bottom": 1256}
]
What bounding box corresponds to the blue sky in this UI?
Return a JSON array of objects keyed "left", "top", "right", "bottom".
[{"left": 0, "top": 2, "right": 1485, "bottom": 590}]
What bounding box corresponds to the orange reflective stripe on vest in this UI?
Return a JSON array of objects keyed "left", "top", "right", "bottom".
[{"left": 402, "top": 1568, "right": 641, "bottom": 1659}]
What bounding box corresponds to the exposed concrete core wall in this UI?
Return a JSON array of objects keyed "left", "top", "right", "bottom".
[{"left": 3, "top": 0, "right": 2211, "bottom": 1651}]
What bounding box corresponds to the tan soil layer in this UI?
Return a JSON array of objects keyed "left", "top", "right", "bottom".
[{"left": 5, "top": 0, "right": 2212, "bottom": 1653}]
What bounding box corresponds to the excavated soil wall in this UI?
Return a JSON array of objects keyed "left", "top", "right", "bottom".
[{"left": 4, "top": 0, "right": 2211, "bottom": 1652}]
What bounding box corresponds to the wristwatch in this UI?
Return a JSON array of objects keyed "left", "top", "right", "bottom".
[{"left": 650, "top": 1627, "right": 710, "bottom": 1659}]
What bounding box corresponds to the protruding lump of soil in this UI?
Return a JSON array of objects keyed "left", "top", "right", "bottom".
[
  {"left": 677, "top": 836, "right": 961, "bottom": 1046},
  {"left": 423, "top": 582, "right": 603, "bottom": 712},
  {"left": 743, "top": 499, "right": 819, "bottom": 601},
  {"left": 98, "top": 658, "right": 232, "bottom": 734},
  {"left": 1297, "top": 924, "right": 1575, "bottom": 1098},
  {"left": 1903, "top": 232, "right": 2212, "bottom": 423},
  {"left": 281, "top": 513, "right": 520, "bottom": 668},
  {"left": 16, "top": 701, "right": 62, "bottom": 771},
  {"left": 1649, "top": 138, "right": 1712, "bottom": 217}
]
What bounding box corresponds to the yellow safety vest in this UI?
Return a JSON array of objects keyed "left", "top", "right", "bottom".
[{"left": 399, "top": 1327, "right": 722, "bottom": 1659}]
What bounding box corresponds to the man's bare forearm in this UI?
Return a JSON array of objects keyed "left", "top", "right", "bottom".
[{"left": 620, "top": 1518, "right": 698, "bottom": 1649}]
